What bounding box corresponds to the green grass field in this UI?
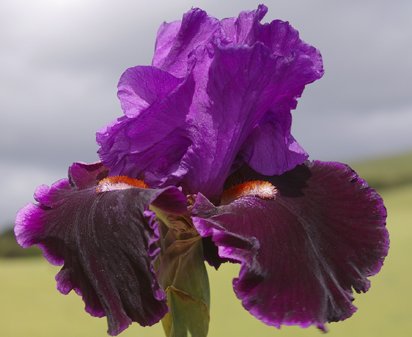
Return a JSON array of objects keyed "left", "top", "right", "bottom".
[{"left": 1, "top": 153, "right": 411, "bottom": 337}]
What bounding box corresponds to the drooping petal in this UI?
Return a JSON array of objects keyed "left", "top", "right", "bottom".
[
  {"left": 15, "top": 163, "right": 187, "bottom": 336},
  {"left": 191, "top": 161, "right": 388, "bottom": 329},
  {"left": 201, "top": 236, "right": 231, "bottom": 269}
]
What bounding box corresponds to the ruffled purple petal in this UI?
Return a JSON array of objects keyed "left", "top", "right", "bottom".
[
  {"left": 152, "top": 20, "right": 181, "bottom": 69},
  {"left": 239, "top": 106, "right": 308, "bottom": 176},
  {"left": 178, "top": 30, "right": 318, "bottom": 197},
  {"left": 220, "top": 5, "right": 322, "bottom": 176},
  {"left": 191, "top": 161, "right": 388, "bottom": 329},
  {"left": 97, "top": 71, "right": 194, "bottom": 187},
  {"left": 15, "top": 163, "right": 187, "bottom": 336},
  {"left": 99, "top": 6, "right": 323, "bottom": 199},
  {"left": 68, "top": 162, "right": 109, "bottom": 189},
  {"left": 117, "top": 66, "right": 184, "bottom": 118},
  {"left": 152, "top": 8, "right": 218, "bottom": 77}
]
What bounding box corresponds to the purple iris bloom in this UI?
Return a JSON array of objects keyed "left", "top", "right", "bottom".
[{"left": 15, "top": 5, "right": 388, "bottom": 337}]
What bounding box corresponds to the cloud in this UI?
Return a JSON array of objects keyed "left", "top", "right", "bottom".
[
  {"left": 293, "top": 103, "right": 412, "bottom": 161},
  {"left": 0, "top": 161, "right": 63, "bottom": 230},
  {"left": 1, "top": 0, "right": 411, "bottom": 228}
]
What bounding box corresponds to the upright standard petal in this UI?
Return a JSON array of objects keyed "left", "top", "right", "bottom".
[
  {"left": 179, "top": 37, "right": 317, "bottom": 197},
  {"left": 100, "top": 6, "right": 323, "bottom": 199},
  {"left": 15, "top": 162, "right": 187, "bottom": 336},
  {"left": 157, "top": 4, "right": 322, "bottom": 185},
  {"left": 152, "top": 8, "right": 219, "bottom": 77},
  {"left": 191, "top": 161, "right": 388, "bottom": 329},
  {"left": 117, "top": 66, "right": 184, "bottom": 118},
  {"left": 97, "top": 69, "right": 194, "bottom": 187},
  {"left": 218, "top": 5, "right": 323, "bottom": 177},
  {"left": 177, "top": 28, "right": 319, "bottom": 198}
]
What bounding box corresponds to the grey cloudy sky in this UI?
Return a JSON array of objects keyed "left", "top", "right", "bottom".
[{"left": 1, "top": 0, "right": 411, "bottom": 229}]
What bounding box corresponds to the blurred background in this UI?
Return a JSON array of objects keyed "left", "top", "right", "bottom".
[{"left": 0, "top": 0, "right": 411, "bottom": 336}]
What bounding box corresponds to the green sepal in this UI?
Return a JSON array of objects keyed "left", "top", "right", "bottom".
[
  {"left": 152, "top": 207, "right": 210, "bottom": 337},
  {"left": 162, "top": 283, "right": 209, "bottom": 337}
]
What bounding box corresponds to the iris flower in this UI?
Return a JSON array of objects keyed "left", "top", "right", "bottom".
[{"left": 15, "top": 5, "right": 389, "bottom": 337}]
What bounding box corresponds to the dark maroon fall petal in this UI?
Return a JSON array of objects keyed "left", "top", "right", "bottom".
[
  {"left": 15, "top": 163, "right": 187, "bottom": 336},
  {"left": 191, "top": 161, "right": 388, "bottom": 329}
]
